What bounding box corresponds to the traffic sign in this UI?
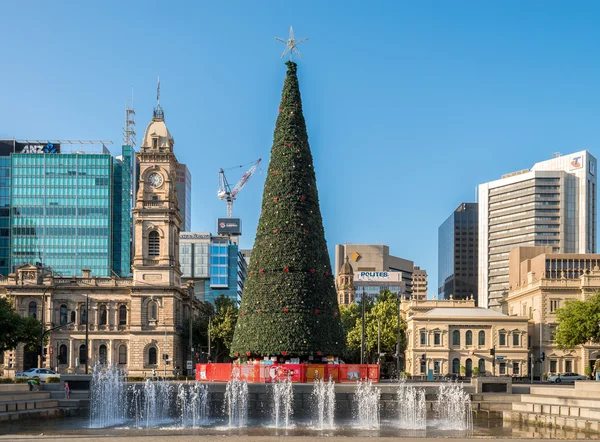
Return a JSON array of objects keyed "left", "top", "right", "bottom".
[
  {"left": 496, "top": 356, "right": 505, "bottom": 360},
  {"left": 186, "top": 360, "right": 193, "bottom": 370}
]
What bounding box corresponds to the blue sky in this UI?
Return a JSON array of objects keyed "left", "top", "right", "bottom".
[{"left": 2, "top": 1, "right": 600, "bottom": 295}]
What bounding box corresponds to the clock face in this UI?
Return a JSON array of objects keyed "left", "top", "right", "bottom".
[{"left": 148, "top": 173, "right": 163, "bottom": 187}]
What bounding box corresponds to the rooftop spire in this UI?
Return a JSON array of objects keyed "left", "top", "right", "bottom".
[{"left": 153, "top": 76, "right": 164, "bottom": 120}]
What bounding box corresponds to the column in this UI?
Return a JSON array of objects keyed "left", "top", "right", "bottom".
[{"left": 68, "top": 339, "right": 74, "bottom": 371}]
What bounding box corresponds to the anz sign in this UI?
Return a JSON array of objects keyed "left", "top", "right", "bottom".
[{"left": 19, "top": 142, "right": 59, "bottom": 154}]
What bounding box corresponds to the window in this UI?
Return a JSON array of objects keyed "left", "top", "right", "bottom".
[
  {"left": 452, "top": 358, "right": 460, "bottom": 374},
  {"left": 420, "top": 359, "right": 425, "bottom": 374},
  {"left": 148, "top": 347, "right": 157, "bottom": 365},
  {"left": 565, "top": 360, "right": 572, "bottom": 372},
  {"left": 478, "top": 359, "right": 485, "bottom": 374},
  {"left": 99, "top": 345, "right": 107, "bottom": 364},
  {"left": 148, "top": 231, "right": 160, "bottom": 257},
  {"left": 550, "top": 360, "right": 557, "bottom": 373},
  {"left": 118, "top": 345, "right": 127, "bottom": 365},
  {"left": 60, "top": 304, "right": 68, "bottom": 325},
  {"left": 28, "top": 301, "right": 37, "bottom": 319},
  {"left": 550, "top": 299, "right": 560, "bottom": 313},
  {"left": 513, "top": 362, "right": 519, "bottom": 375},
  {"left": 478, "top": 330, "right": 485, "bottom": 346},
  {"left": 434, "top": 333, "right": 440, "bottom": 345},
  {"left": 499, "top": 332, "right": 506, "bottom": 346},
  {"left": 59, "top": 345, "right": 68, "bottom": 364},
  {"left": 513, "top": 333, "right": 520, "bottom": 346},
  {"left": 499, "top": 362, "right": 506, "bottom": 374},
  {"left": 434, "top": 361, "right": 440, "bottom": 374},
  {"left": 81, "top": 305, "right": 87, "bottom": 325},
  {"left": 148, "top": 301, "right": 157, "bottom": 321},
  {"left": 119, "top": 305, "right": 127, "bottom": 325},
  {"left": 79, "top": 345, "right": 87, "bottom": 364},
  {"left": 452, "top": 330, "right": 460, "bottom": 346},
  {"left": 419, "top": 332, "right": 426, "bottom": 345},
  {"left": 99, "top": 305, "right": 107, "bottom": 325},
  {"left": 466, "top": 330, "right": 472, "bottom": 346}
]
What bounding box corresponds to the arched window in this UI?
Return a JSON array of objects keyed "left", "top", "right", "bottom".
[
  {"left": 148, "top": 301, "right": 157, "bottom": 321},
  {"left": 452, "top": 330, "right": 460, "bottom": 346},
  {"left": 452, "top": 358, "right": 460, "bottom": 374},
  {"left": 148, "top": 347, "right": 157, "bottom": 365},
  {"left": 79, "top": 344, "right": 87, "bottom": 364},
  {"left": 28, "top": 301, "right": 37, "bottom": 319},
  {"left": 478, "top": 358, "right": 486, "bottom": 374},
  {"left": 119, "top": 305, "right": 127, "bottom": 325},
  {"left": 466, "top": 330, "right": 473, "bottom": 346},
  {"left": 478, "top": 330, "right": 485, "bottom": 346},
  {"left": 99, "top": 344, "right": 107, "bottom": 364},
  {"left": 118, "top": 345, "right": 127, "bottom": 365},
  {"left": 59, "top": 344, "right": 68, "bottom": 365},
  {"left": 148, "top": 231, "right": 160, "bottom": 257},
  {"left": 60, "top": 304, "right": 68, "bottom": 325},
  {"left": 0, "top": 352, "right": 4, "bottom": 365},
  {"left": 99, "top": 305, "right": 107, "bottom": 325}
]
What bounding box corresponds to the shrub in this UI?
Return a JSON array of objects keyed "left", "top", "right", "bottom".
[
  {"left": 0, "top": 378, "right": 13, "bottom": 384},
  {"left": 13, "top": 378, "right": 27, "bottom": 383},
  {"left": 542, "top": 372, "right": 549, "bottom": 381},
  {"left": 472, "top": 367, "right": 481, "bottom": 376},
  {"left": 127, "top": 376, "right": 144, "bottom": 382},
  {"left": 46, "top": 377, "right": 60, "bottom": 383},
  {"left": 460, "top": 365, "right": 466, "bottom": 375},
  {"left": 585, "top": 366, "right": 593, "bottom": 378}
]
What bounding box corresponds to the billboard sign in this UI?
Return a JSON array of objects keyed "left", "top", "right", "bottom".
[
  {"left": 570, "top": 156, "right": 583, "bottom": 170},
  {"left": 217, "top": 218, "right": 241, "bottom": 235},
  {"left": 355, "top": 271, "right": 402, "bottom": 282},
  {"left": 180, "top": 232, "right": 211, "bottom": 240},
  {"left": 0, "top": 141, "right": 61, "bottom": 156}
]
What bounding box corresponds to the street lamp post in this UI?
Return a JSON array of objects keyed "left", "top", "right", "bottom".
[
  {"left": 360, "top": 287, "right": 366, "bottom": 365},
  {"left": 533, "top": 308, "right": 542, "bottom": 383},
  {"left": 396, "top": 293, "right": 402, "bottom": 376},
  {"left": 85, "top": 293, "right": 89, "bottom": 375},
  {"left": 38, "top": 285, "right": 54, "bottom": 368}
]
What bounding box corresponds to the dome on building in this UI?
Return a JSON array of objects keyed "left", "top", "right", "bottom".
[
  {"left": 142, "top": 117, "right": 173, "bottom": 149},
  {"left": 340, "top": 256, "right": 354, "bottom": 275}
]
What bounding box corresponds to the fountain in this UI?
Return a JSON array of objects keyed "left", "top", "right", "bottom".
[
  {"left": 176, "top": 381, "right": 209, "bottom": 427},
  {"left": 312, "top": 376, "right": 335, "bottom": 430},
  {"left": 224, "top": 373, "right": 248, "bottom": 427},
  {"left": 353, "top": 380, "right": 380, "bottom": 429},
  {"left": 435, "top": 381, "right": 473, "bottom": 431},
  {"left": 271, "top": 377, "right": 294, "bottom": 428},
  {"left": 89, "top": 364, "right": 126, "bottom": 428},
  {"left": 397, "top": 380, "right": 426, "bottom": 430}
]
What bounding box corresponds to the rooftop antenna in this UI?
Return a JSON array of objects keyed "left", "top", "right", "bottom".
[
  {"left": 552, "top": 152, "right": 562, "bottom": 158},
  {"left": 122, "top": 88, "right": 136, "bottom": 147},
  {"left": 153, "top": 76, "right": 164, "bottom": 119}
]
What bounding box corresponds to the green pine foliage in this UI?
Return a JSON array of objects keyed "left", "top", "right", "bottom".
[{"left": 231, "top": 61, "right": 344, "bottom": 358}]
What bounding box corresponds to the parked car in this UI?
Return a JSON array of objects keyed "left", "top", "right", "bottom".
[
  {"left": 547, "top": 372, "right": 586, "bottom": 383},
  {"left": 14, "top": 368, "right": 59, "bottom": 383}
]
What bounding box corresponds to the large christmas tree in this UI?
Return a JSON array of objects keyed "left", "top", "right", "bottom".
[{"left": 231, "top": 61, "right": 344, "bottom": 358}]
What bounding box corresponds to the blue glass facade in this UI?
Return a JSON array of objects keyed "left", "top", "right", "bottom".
[
  {"left": 176, "top": 163, "right": 192, "bottom": 231},
  {"left": 0, "top": 157, "right": 10, "bottom": 276},
  {"left": 8, "top": 146, "right": 133, "bottom": 277}
]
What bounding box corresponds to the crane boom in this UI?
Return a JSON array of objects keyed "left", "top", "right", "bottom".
[{"left": 217, "top": 158, "right": 261, "bottom": 218}]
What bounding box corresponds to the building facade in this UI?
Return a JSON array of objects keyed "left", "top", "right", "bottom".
[
  {"left": 402, "top": 297, "right": 529, "bottom": 377},
  {"left": 438, "top": 202, "right": 478, "bottom": 302},
  {"left": 335, "top": 244, "right": 414, "bottom": 293},
  {"left": 412, "top": 266, "right": 428, "bottom": 300},
  {"left": 505, "top": 246, "right": 600, "bottom": 377},
  {"left": 176, "top": 163, "right": 192, "bottom": 231},
  {"left": 0, "top": 106, "right": 197, "bottom": 377},
  {"left": 180, "top": 232, "right": 246, "bottom": 304},
  {"left": 335, "top": 257, "right": 356, "bottom": 305},
  {"left": 478, "top": 151, "right": 597, "bottom": 309},
  {"left": 0, "top": 140, "right": 134, "bottom": 277}
]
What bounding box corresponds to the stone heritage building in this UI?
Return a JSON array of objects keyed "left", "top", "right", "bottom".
[
  {"left": 505, "top": 246, "right": 600, "bottom": 377},
  {"left": 402, "top": 297, "right": 529, "bottom": 377},
  {"left": 0, "top": 105, "right": 198, "bottom": 377},
  {"left": 335, "top": 256, "right": 356, "bottom": 305}
]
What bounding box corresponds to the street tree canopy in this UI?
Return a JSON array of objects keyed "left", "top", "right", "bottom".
[
  {"left": 0, "top": 298, "right": 43, "bottom": 352},
  {"left": 554, "top": 292, "right": 600, "bottom": 350}
]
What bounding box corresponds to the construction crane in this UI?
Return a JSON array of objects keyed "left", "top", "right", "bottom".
[{"left": 218, "top": 158, "right": 262, "bottom": 218}]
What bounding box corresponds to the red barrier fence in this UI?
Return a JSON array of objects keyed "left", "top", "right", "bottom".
[{"left": 196, "top": 363, "right": 379, "bottom": 383}]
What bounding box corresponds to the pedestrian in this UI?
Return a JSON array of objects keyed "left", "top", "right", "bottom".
[
  {"left": 64, "top": 381, "right": 70, "bottom": 399},
  {"left": 152, "top": 368, "right": 156, "bottom": 379},
  {"left": 27, "top": 378, "right": 39, "bottom": 391}
]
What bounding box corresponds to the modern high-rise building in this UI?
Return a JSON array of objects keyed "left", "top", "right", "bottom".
[
  {"left": 412, "top": 266, "right": 428, "bottom": 300},
  {"left": 179, "top": 232, "right": 246, "bottom": 304},
  {"left": 334, "top": 243, "right": 414, "bottom": 294},
  {"left": 0, "top": 140, "right": 134, "bottom": 277},
  {"left": 438, "top": 202, "right": 479, "bottom": 302},
  {"left": 478, "top": 151, "right": 597, "bottom": 309},
  {"left": 176, "top": 163, "right": 192, "bottom": 231}
]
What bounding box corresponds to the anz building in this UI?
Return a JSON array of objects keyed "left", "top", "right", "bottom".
[{"left": 0, "top": 140, "right": 134, "bottom": 277}]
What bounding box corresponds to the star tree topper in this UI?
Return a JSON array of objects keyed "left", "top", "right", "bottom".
[{"left": 275, "top": 25, "right": 308, "bottom": 61}]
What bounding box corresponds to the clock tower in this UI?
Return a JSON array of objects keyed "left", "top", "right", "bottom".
[{"left": 132, "top": 103, "right": 182, "bottom": 286}]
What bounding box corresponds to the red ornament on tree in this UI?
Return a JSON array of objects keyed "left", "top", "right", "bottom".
[
  {"left": 257, "top": 309, "right": 261, "bottom": 314},
  {"left": 272, "top": 170, "right": 278, "bottom": 175},
  {"left": 334, "top": 312, "right": 338, "bottom": 317},
  {"left": 281, "top": 351, "right": 287, "bottom": 356},
  {"left": 304, "top": 229, "right": 309, "bottom": 233},
  {"left": 246, "top": 351, "right": 251, "bottom": 356},
  {"left": 284, "top": 267, "right": 289, "bottom": 273},
  {"left": 273, "top": 229, "right": 279, "bottom": 233},
  {"left": 317, "top": 351, "right": 322, "bottom": 356},
  {"left": 284, "top": 308, "right": 289, "bottom": 313},
  {"left": 325, "top": 271, "right": 329, "bottom": 276},
  {"left": 249, "top": 271, "right": 254, "bottom": 276},
  {"left": 241, "top": 311, "right": 245, "bottom": 315},
  {"left": 310, "top": 269, "right": 316, "bottom": 274},
  {"left": 301, "top": 196, "right": 307, "bottom": 201},
  {"left": 314, "top": 309, "right": 319, "bottom": 314},
  {"left": 236, "top": 352, "right": 239, "bottom": 357},
  {"left": 278, "top": 107, "right": 282, "bottom": 113},
  {"left": 286, "top": 143, "right": 292, "bottom": 147},
  {"left": 259, "top": 269, "right": 264, "bottom": 274},
  {"left": 273, "top": 197, "right": 279, "bottom": 202}
]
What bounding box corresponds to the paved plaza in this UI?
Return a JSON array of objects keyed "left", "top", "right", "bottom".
[{"left": 1, "top": 437, "right": 594, "bottom": 442}]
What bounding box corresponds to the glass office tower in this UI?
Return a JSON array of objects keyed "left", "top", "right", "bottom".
[
  {"left": 0, "top": 157, "right": 10, "bottom": 276},
  {"left": 8, "top": 145, "right": 133, "bottom": 277},
  {"left": 176, "top": 163, "right": 192, "bottom": 231},
  {"left": 438, "top": 202, "right": 478, "bottom": 302}
]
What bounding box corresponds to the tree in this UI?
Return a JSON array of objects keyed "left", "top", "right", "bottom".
[
  {"left": 183, "top": 301, "right": 214, "bottom": 360},
  {"left": 231, "top": 61, "right": 344, "bottom": 358},
  {"left": 554, "top": 292, "right": 600, "bottom": 350},
  {"left": 0, "top": 298, "right": 42, "bottom": 352},
  {"left": 346, "top": 290, "right": 405, "bottom": 363},
  {"left": 209, "top": 295, "right": 239, "bottom": 362}
]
